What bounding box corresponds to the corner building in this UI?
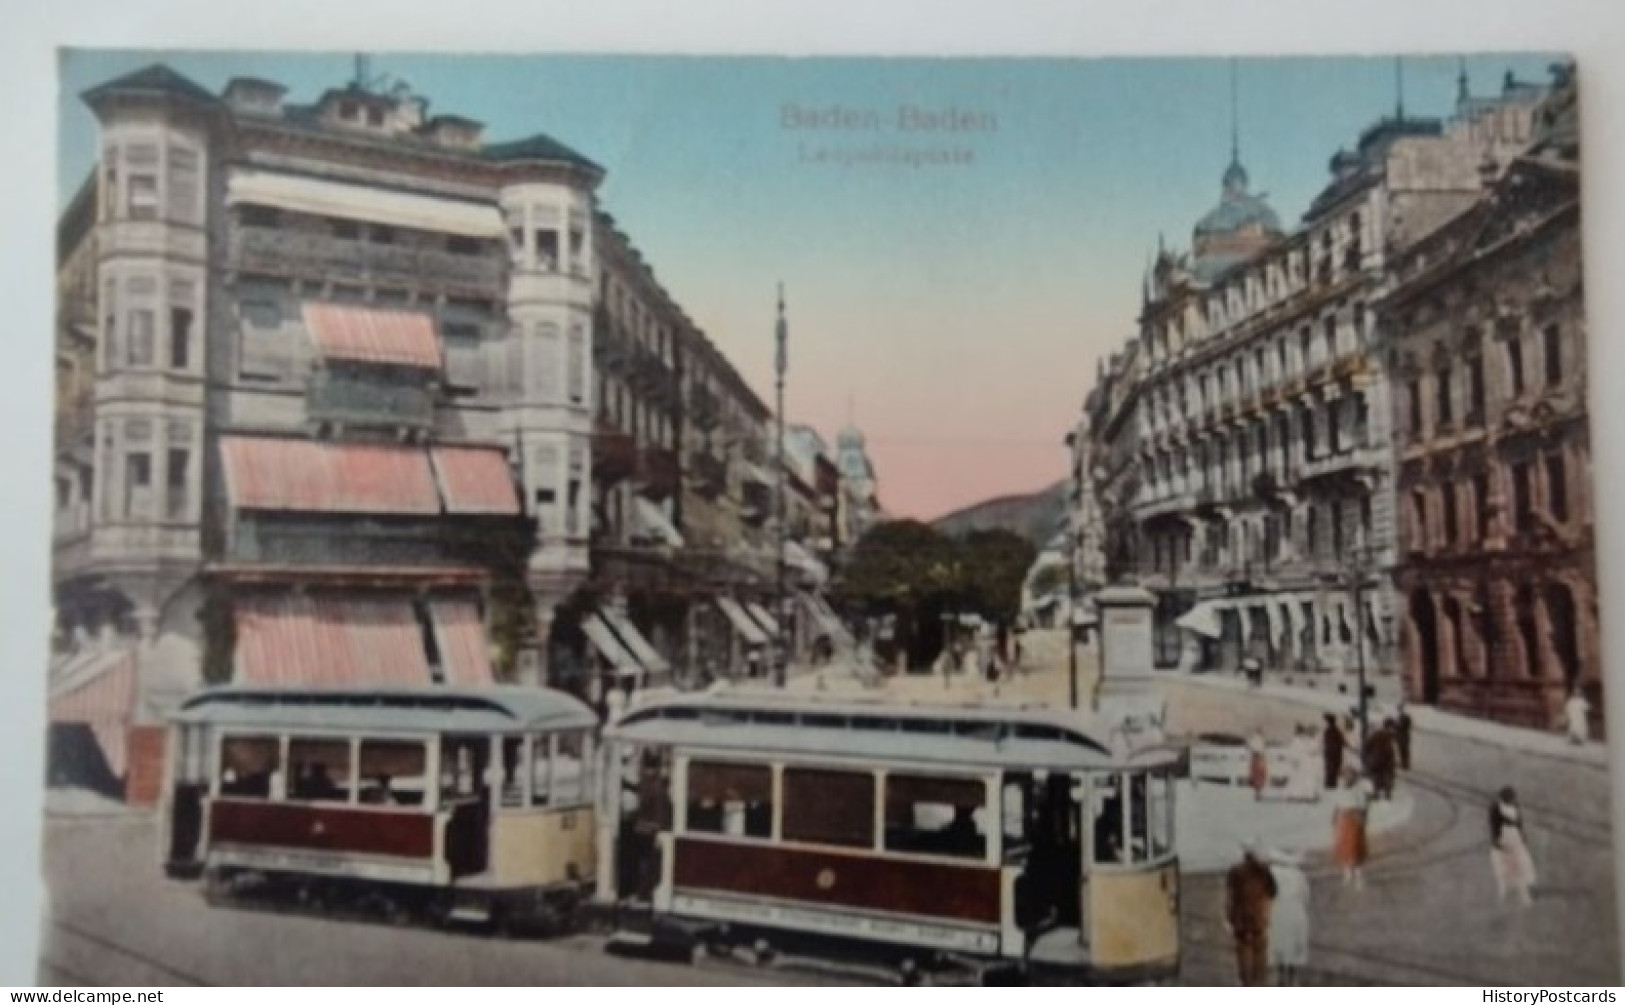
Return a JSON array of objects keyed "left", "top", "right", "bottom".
[
  {"left": 1092, "top": 76, "right": 1546, "bottom": 696},
  {"left": 47, "top": 65, "right": 800, "bottom": 801}
]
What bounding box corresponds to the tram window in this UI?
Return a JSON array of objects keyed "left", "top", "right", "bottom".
[
  {"left": 287, "top": 739, "right": 353, "bottom": 803},
  {"left": 498, "top": 737, "right": 526, "bottom": 807},
  {"left": 782, "top": 768, "right": 875, "bottom": 849},
  {"left": 884, "top": 774, "right": 987, "bottom": 859},
  {"left": 1127, "top": 772, "right": 1151, "bottom": 864},
  {"left": 357, "top": 740, "right": 426, "bottom": 807},
  {"left": 900, "top": 719, "right": 951, "bottom": 735},
  {"left": 529, "top": 734, "right": 552, "bottom": 807},
  {"left": 1093, "top": 774, "right": 1126, "bottom": 864},
  {"left": 1148, "top": 771, "right": 1174, "bottom": 859},
  {"left": 1001, "top": 778, "right": 1030, "bottom": 850},
  {"left": 1014, "top": 725, "right": 1065, "bottom": 743},
  {"left": 218, "top": 736, "right": 280, "bottom": 798},
  {"left": 686, "top": 761, "right": 772, "bottom": 839},
  {"left": 552, "top": 732, "right": 593, "bottom": 807},
  {"left": 439, "top": 738, "right": 485, "bottom": 801}
]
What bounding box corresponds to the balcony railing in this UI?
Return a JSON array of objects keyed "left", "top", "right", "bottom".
[
  {"left": 230, "top": 226, "right": 505, "bottom": 300},
  {"left": 1299, "top": 445, "right": 1384, "bottom": 483},
  {"left": 307, "top": 370, "right": 436, "bottom": 432}
]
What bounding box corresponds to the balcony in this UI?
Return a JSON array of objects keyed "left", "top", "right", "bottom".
[
  {"left": 1132, "top": 491, "right": 1198, "bottom": 523},
  {"left": 689, "top": 451, "right": 728, "bottom": 499},
  {"left": 307, "top": 369, "right": 435, "bottom": 433},
  {"left": 1298, "top": 445, "right": 1385, "bottom": 484},
  {"left": 229, "top": 226, "right": 505, "bottom": 300},
  {"left": 636, "top": 446, "right": 680, "bottom": 500},
  {"left": 592, "top": 422, "right": 638, "bottom": 483},
  {"left": 54, "top": 387, "right": 95, "bottom": 457}
]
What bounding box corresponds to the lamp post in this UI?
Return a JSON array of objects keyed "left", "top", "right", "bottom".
[{"left": 774, "top": 284, "right": 788, "bottom": 688}]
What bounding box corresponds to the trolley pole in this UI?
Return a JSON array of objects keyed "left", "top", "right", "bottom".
[
  {"left": 774, "top": 284, "right": 788, "bottom": 689},
  {"left": 1068, "top": 525, "right": 1080, "bottom": 710}
]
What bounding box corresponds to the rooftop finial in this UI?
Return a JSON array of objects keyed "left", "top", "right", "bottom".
[
  {"left": 1229, "top": 58, "right": 1240, "bottom": 167},
  {"left": 774, "top": 282, "right": 788, "bottom": 378},
  {"left": 1395, "top": 56, "right": 1407, "bottom": 121}
]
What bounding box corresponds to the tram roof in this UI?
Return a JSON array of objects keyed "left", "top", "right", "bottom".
[
  {"left": 608, "top": 689, "right": 1177, "bottom": 772},
  {"left": 171, "top": 685, "right": 599, "bottom": 735}
]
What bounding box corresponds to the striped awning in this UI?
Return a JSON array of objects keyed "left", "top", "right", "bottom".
[
  {"left": 599, "top": 608, "right": 671, "bottom": 675},
  {"left": 633, "top": 497, "right": 685, "bottom": 547},
  {"left": 49, "top": 650, "right": 137, "bottom": 777},
  {"left": 233, "top": 595, "right": 433, "bottom": 687},
  {"left": 221, "top": 436, "right": 442, "bottom": 515},
  {"left": 430, "top": 446, "right": 520, "bottom": 515},
  {"left": 227, "top": 170, "right": 505, "bottom": 239},
  {"left": 798, "top": 593, "right": 844, "bottom": 640},
  {"left": 717, "top": 598, "right": 768, "bottom": 647},
  {"left": 583, "top": 613, "right": 643, "bottom": 678},
  {"left": 303, "top": 302, "right": 442, "bottom": 370},
  {"left": 1176, "top": 601, "right": 1223, "bottom": 639},
  {"left": 429, "top": 598, "right": 495, "bottom": 686},
  {"left": 745, "top": 601, "right": 782, "bottom": 641}
]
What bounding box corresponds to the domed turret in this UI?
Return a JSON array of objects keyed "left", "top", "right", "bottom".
[{"left": 1192, "top": 155, "right": 1284, "bottom": 279}]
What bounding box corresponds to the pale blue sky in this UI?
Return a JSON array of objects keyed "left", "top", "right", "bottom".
[{"left": 59, "top": 51, "right": 1565, "bottom": 518}]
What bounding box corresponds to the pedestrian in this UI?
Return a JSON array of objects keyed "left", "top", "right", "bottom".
[
  {"left": 1247, "top": 728, "right": 1269, "bottom": 802},
  {"left": 1394, "top": 702, "right": 1414, "bottom": 771},
  {"left": 1565, "top": 688, "right": 1592, "bottom": 746},
  {"left": 1288, "top": 724, "right": 1321, "bottom": 802},
  {"left": 1224, "top": 838, "right": 1278, "bottom": 986},
  {"left": 1332, "top": 769, "right": 1371, "bottom": 889},
  {"left": 1363, "top": 720, "right": 1398, "bottom": 801},
  {"left": 1268, "top": 848, "right": 1312, "bottom": 986},
  {"left": 1489, "top": 786, "right": 1538, "bottom": 906},
  {"left": 1321, "top": 714, "right": 1345, "bottom": 791}
]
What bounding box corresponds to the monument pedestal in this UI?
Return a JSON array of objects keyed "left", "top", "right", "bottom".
[{"left": 1091, "top": 585, "right": 1166, "bottom": 745}]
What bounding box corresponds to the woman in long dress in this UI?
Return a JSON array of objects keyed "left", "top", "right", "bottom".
[
  {"left": 1247, "top": 729, "right": 1269, "bottom": 802},
  {"left": 1490, "top": 786, "right": 1537, "bottom": 906},
  {"left": 1332, "top": 770, "right": 1370, "bottom": 889},
  {"left": 1268, "top": 849, "right": 1312, "bottom": 986}
]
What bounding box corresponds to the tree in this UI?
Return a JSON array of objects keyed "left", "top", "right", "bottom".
[
  {"left": 1028, "top": 560, "right": 1070, "bottom": 600},
  {"left": 952, "top": 528, "right": 1039, "bottom": 625},
  {"left": 833, "top": 520, "right": 958, "bottom": 669}
]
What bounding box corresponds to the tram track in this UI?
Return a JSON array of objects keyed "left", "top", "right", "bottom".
[{"left": 43, "top": 918, "right": 213, "bottom": 987}]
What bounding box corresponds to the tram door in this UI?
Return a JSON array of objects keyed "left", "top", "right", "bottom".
[
  {"left": 616, "top": 746, "right": 672, "bottom": 903},
  {"left": 441, "top": 736, "right": 491, "bottom": 877},
  {"left": 1010, "top": 771, "right": 1083, "bottom": 932},
  {"left": 163, "top": 724, "right": 209, "bottom": 876}
]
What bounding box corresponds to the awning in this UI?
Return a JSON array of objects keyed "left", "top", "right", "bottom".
[
  {"left": 745, "top": 601, "right": 782, "bottom": 640},
  {"left": 233, "top": 595, "right": 433, "bottom": 687},
  {"left": 717, "top": 598, "right": 769, "bottom": 647},
  {"left": 798, "top": 592, "right": 844, "bottom": 640},
  {"left": 1288, "top": 599, "right": 1309, "bottom": 638},
  {"left": 598, "top": 607, "right": 672, "bottom": 675},
  {"left": 430, "top": 446, "right": 520, "bottom": 515},
  {"left": 1365, "top": 595, "right": 1384, "bottom": 642},
  {"left": 227, "top": 169, "right": 505, "bottom": 239},
  {"left": 303, "top": 302, "right": 442, "bottom": 370},
  {"left": 49, "top": 649, "right": 136, "bottom": 777},
  {"left": 783, "top": 540, "right": 828, "bottom": 583},
  {"left": 1268, "top": 602, "right": 1288, "bottom": 641},
  {"left": 740, "top": 462, "right": 776, "bottom": 487},
  {"left": 633, "top": 497, "right": 685, "bottom": 547},
  {"left": 1176, "top": 600, "right": 1223, "bottom": 639},
  {"left": 221, "top": 436, "right": 442, "bottom": 515},
  {"left": 428, "top": 598, "right": 494, "bottom": 686},
  {"left": 583, "top": 613, "right": 643, "bottom": 678}
]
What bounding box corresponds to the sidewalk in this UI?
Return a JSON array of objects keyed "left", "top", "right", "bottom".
[{"left": 1169, "top": 669, "right": 1609, "bottom": 768}]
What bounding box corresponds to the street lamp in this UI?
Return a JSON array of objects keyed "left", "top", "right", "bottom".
[{"left": 774, "top": 284, "right": 788, "bottom": 688}]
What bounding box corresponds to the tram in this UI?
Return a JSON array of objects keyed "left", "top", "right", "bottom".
[
  {"left": 599, "top": 689, "right": 1181, "bottom": 984},
  {"left": 160, "top": 686, "right": 600, "bottom": 932}
]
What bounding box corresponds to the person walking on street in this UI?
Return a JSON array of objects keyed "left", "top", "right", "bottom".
[
  {"left": 1395, "top": 702, "right": 1414, "bottom": 771},
  {"left": 1321, "top": 714, "right": 1345, "bottom": 791},
  {"left": 1332, "top": 770, "right": 1371, "bottom": 889},
  {"left": 1363, "top": 720, "right": 1398, "bottom": 801},
  {"left": 1565, "top": 688, "right": 1592, "bottom": 746},
  {"left": 1490, "top": 786, "right": 1538, "bottom": 906},
  {"left": 1247, "top": 729, "right": 1269, "bottom": 802},
  {"left": 1268, "top": 848, "right": 1312, "bottom": 986},
  {"left": 1224, "top": 839, "right": 1278, "bottom": 986}
]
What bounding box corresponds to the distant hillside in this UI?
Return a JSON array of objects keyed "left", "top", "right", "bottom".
[{"left": 931, "top": 480, "right": 1068, "bottom": 547}]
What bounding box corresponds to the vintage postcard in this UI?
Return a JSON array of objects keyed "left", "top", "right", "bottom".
[{"left": 40, "top": 49, "right": 1614, "bottom": 987}]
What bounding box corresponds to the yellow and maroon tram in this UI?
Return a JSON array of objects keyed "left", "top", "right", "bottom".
[
  {"left": 599, "top": 689, "right": 1181, "bottom": 984},
  {"left": 161, "top": 686, "right": 599, "bottom": 932}
]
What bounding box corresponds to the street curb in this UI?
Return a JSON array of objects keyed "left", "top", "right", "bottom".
[{"left": 1165, "top": 671, "right": 1609, "bottom": 769}]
